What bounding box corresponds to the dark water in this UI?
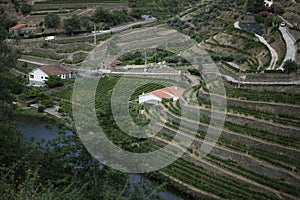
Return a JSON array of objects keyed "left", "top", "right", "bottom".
[{"left": 14, "top": 115, "right": 183, "bottom": 200}]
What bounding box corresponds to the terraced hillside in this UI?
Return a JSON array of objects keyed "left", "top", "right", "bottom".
[
  {"left": 59, "top": 73, "right": 298, "bottom": 199},
  {"left": 168, "top": 0, "right": 299, "bottom": 71},
  {"left": 50, "top": 18, "right": 299, "bottom": 199},
  {"left": 16, "top": 0, "right": 300, "bottom": 199}
]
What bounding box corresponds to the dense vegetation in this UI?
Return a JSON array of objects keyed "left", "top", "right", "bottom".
[
  {"left": 0, "top": 12, "right": 163, "bottom": 200},
  {"left": 118, "top": 48, "right": 189, "bottom": 65},
  {"left": 2, "top": 0, "right": 299, "bottom": 199},
  {"left": 36, "top": 0, "right": 128, "bottom": 3}
]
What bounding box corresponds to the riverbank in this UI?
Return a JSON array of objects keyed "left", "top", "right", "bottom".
[
  {"left": 13, "top": 105, "right": 74, "bottom": 132},
  {"left": 14, "top": 113, "right": 184, "bottom": 200}
]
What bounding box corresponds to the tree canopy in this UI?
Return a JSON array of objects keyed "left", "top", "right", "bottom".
[
  {"left": 20, "top": 4, "right": 32, "bottom": 16},
  {"left": 0, "top": 13, "right": 162, "bottom": 200},
  {"left": 44, "top": 13, "right": 60, "bottom": 29},
  {"left": 63, "top": 16, "right": 81, "bottom": 34},
  {"left": 91, "top": 8, "right": 133, "bottom": 26},
  {"left": 45, "top": 75, "right": 64, "bottom": 88},
  {"left": 246, "top": 0, "right": 265, "bottom": 13},
  {"left": 283, "top": 59, "right": 299, "bottom": 72}
]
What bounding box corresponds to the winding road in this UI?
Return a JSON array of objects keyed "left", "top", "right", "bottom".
[
  {"left": 235, "top": 19, "right": 298, "bottom": 71},
  {"left": 234, "top": 21, "right": 278, "bottom": 70},
  {"left": 56, "top": 15, "right": 157, "bottom": 41},
  {"left": 279, "top": 26, "right": 298, "bottom": 69}
]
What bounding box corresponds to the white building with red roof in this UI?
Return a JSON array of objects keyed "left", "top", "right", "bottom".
[
  {"left": 138, "top": 86, "right": 184, "bottom": 104},
  {"left": 29, "top": 65, "right": 73, "bottom": 86},
  {"left": 9, "top": 24, "right": 26, "bottom": 36}
]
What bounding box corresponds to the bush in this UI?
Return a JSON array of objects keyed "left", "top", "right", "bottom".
[
  {"left": 165, "top": 56, "right": 179, "bottom": 63},
  {"left": 45, "top": 76, "right": 64, "bottom": 88},
  {"left": 283, "top": 59, "right": 299, "bottom": 72},
  {"left": 20, "top": 4, "right": 32, "bottom": 16},
  {"left": 38, "top": 105, "right": 46, "bottom": 112},
  {"left": 45, "top": 13, "right": 60, "bottom": 29},
  {"left": 63, "top": 16, "right": 81, "bottom": 35}
]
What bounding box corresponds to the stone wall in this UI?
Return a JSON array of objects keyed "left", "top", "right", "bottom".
[
  {"left": 87, "top": 3, "right": 129, "bottom": 9},
  {"left": 218, "top": 64, "right": 299, "bottom": 82},
  {"left": 199, "top": 92, "right": 300, "bottom": 120},
  {"left": 180, "top": 100, "right": 299, "bottom": 138},
  {"left": 32, "top": 2, "right": 129, "bottom": 11}
]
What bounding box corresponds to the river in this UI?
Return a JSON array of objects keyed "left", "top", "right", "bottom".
[{"left": 14, "top": 115, "right": 183, "bottom": 200}]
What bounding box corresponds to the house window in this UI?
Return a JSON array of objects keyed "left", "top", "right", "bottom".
[
  {"left": 30, "top": 75, "right": 34, "bottom": 79},
  {"left": 45, "top": 77, "right": 48, "bottom": 80},
  {"left": 41, "top": 76, "right": 43, "bottom": 79}
]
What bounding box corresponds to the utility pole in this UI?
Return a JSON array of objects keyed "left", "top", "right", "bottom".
[
  {"left": 94, "top": 24, "right": 96, "bottom": 45},
  {"left": 144, "top": 50, "right": 147, "bottom": 72},
  {"left": 238, "top": 65, "right": 241, "bottom": 88},
  {"left": 154, "top": 48, "right": 157, "bottom": 67}
]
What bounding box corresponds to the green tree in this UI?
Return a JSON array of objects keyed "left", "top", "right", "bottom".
[
  {"left": 44, "top": 13, "right": 60, "bottom": 29},
  {"left": 0, "top": 10, "right": 28, "bottom": 188},
  {"left": 92, "top": 7, "right": 111, "bottom": 23},
  {"left": 0, "top": 10, "right": 157, "bottom": 200},
  {"left": 0, "top": 27, "right": 8, "bottom": 41},
  {"left": 45, "top": 75, "right": 64, "bottom": 88},
  {"left": 247, "top": 0, "right": 265, "bottom": 13},
  {"left": 283, "top": 59, "right": 299, "bottom": 72},
  {"left": 20, "top": 4, "right": 32, "bottom": 16},
  {"left": 0, "top": 7, "right": 17, "bottom": 30},
  {"left": 63, "top": 16, "right": 81, "bottom": 35},
  {"left": 165, "top": 56, "right": 179, "bottom": 63},
  {"left": 274, "top": 3, "right": 284, "bottom": 15},
  {"left": 80, "top": 16, "right": 91, "bottom": 31}
]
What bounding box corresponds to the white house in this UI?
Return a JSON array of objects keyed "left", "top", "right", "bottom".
[
  {"left": 29, "top": 65, "right": 72, "bottom": 86},
  {"left": 264, "top": 0, "right": 274, "bottom": 8},
  {"left": 138, "top": 86, "right": 184, "bottom": 104},
  {"left": 9, "top": 24, "right": 26, "bottom": 37}
]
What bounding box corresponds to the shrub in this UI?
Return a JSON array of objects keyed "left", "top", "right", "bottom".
[
  {"left": 283, "top": 59, "right": 299, "bottom": 72},
  {"left": 45, "top": 13, "right": 60, "bottom": 29},
  {"left": 20, "top": 4, "right": 32, "bottom": 16},
  {"left": 38, "top": 105, "right": 46, "bottom": 112},
  {"left": 45, "top": 76, "right": 64, "bottom": 88}
]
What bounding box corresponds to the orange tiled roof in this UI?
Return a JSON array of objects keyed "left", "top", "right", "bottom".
[
  {"left": 149, "top": 86, "right": 184, "bottom": 100},
  {"left": 39, "top": 65, "right": 71, "bottom": 76},
  {"left": 10, "top": 24, "right": 26, "bottom": 30}
]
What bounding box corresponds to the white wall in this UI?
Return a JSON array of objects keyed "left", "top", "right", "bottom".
[
  {"left": 60, "top": 73, "right": 73, "bottom": 79},
  {"left": 172, "top": 96, "right": 179, "bottom": 101},
  {"left": 139, "top": 93, "right": 161, "bottom": 104},
  {"left": 264, "top": 0, "right": 273, "bottom": 7},
  {"left": 29, "top": 68, "right": 49, "bottom": 84}
]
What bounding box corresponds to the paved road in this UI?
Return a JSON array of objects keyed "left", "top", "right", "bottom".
[
  {"left": 278, "top": 16, "right": 293, "bottom": 28},
  {"left": 234, "top": 22, "right": 278, "bottom": 70},
  {"left": 255, "top": 34, "right": 278, "bottom": 70},
  {"left": 57, "top": 15, "right": 157, "bottom": 40},
  {"left": 17, "top": 59, "right": 47, "bottom": 66},
  {"left": 101, "top": 71, "right": 181, "bottom": 76},
  {"left": 279, "top": 26, "right": 297, "bottom": 69},
  {"left": 220, "top": 73, "right": 300, "bottom": 85}
]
